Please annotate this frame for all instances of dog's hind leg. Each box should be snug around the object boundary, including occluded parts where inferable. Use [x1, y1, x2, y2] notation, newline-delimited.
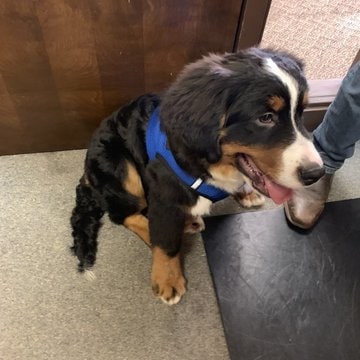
[123, 214, 151, 246]
[70, 182, 104, 271]
[123, 213, 203, 246]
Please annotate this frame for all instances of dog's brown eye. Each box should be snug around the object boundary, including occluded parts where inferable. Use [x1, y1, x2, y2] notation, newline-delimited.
[259, 112, 274, 124]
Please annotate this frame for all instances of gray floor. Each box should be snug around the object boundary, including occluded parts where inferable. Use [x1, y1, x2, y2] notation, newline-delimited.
[1, 144, 359, 360]
[0, 150, 229, 360]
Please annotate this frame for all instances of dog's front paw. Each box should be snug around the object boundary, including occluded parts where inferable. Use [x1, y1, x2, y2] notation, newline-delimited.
[152, 275, 186, 305]
[234, 184, 265, 208]
[151, 248, 186, 305]
[184, 215, 205, 234]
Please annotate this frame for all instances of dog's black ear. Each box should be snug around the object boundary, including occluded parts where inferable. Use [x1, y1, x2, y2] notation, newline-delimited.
[160, 104, 224, 164]
[160, 61, 228, 165]
[181, 119, 223, 164]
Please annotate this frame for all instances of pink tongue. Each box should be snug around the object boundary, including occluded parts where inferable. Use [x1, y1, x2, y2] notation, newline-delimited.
[264, 176, 293, 204]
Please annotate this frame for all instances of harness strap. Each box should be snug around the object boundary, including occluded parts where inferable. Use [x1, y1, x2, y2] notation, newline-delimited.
[146, 108, 229, 202]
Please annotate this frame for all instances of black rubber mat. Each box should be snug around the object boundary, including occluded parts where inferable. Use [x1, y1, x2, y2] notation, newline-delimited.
[203, 198, 360, 360]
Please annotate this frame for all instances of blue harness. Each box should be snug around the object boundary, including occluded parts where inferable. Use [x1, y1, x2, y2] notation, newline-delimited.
[145, 108, 229, 202]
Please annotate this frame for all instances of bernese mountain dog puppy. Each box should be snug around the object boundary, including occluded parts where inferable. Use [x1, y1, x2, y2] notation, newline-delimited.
[70, 48, 325, 305]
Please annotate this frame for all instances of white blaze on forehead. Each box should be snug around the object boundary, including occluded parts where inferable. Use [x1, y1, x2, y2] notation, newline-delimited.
[263, 58, 299, 121]
[263, 58, 323, 188]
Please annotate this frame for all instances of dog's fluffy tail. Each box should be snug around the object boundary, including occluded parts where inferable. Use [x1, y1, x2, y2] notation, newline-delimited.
[70, 181, 104, 272]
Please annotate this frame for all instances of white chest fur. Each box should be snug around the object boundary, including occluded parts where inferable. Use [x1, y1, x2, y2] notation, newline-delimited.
[190, 196, 213, 216]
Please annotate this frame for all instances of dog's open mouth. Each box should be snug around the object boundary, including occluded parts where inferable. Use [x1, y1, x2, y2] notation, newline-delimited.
[237, 154, 293, 204]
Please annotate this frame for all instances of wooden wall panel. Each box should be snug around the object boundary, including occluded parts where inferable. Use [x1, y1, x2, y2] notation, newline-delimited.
[88, 0, 145, 109]
[0, 0, 242, 155]
[0, 74, 23, 152]
[143, 0, 242, 92]
[35, 0, 106, 150]
[0, 1, 65, 154]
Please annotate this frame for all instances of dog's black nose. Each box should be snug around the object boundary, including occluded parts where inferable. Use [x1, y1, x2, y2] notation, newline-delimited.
[298, 163, 325, 186]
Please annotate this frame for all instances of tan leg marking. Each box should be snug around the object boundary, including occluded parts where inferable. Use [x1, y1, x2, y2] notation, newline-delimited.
[151, 247, 186, 305]
[123, 214, 151, 246]
[123, 161, 147, 210]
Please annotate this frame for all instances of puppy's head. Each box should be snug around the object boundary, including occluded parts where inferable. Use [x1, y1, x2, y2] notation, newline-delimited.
[160, 48, 324, 204]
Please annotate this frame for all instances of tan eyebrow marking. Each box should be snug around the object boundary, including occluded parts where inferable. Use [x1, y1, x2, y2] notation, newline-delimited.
[267, 96, 286, 112]
[302, 90, 309, 107]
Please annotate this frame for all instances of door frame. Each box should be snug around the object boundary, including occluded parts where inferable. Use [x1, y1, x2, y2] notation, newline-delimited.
[233, 0, 272, 51]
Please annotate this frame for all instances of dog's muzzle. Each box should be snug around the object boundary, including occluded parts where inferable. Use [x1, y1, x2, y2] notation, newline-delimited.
[298, 162, 326, 186]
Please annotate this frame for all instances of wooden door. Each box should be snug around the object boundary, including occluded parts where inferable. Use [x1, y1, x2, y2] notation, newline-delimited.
[0, 0, 243, 155]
